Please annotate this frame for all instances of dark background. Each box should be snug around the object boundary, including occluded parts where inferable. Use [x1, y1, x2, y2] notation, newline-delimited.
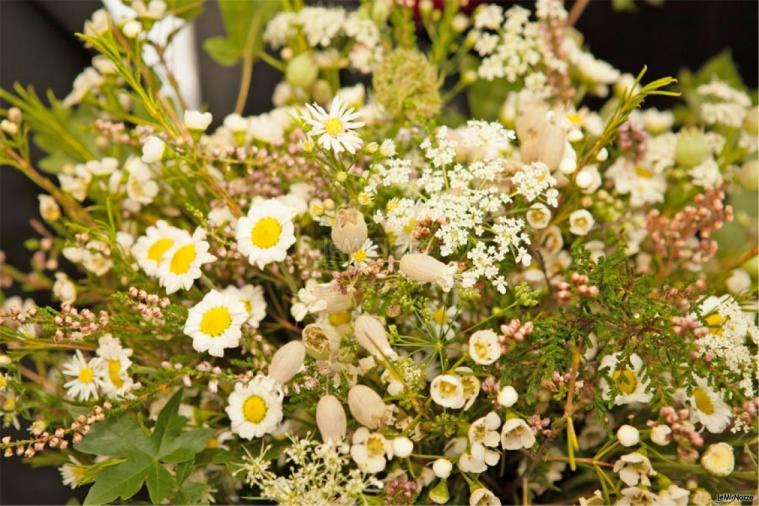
[1, 1, 757, 504]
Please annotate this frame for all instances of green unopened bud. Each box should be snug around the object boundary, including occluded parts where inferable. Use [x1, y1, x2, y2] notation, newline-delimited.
[311, 79, 333, 106]
[743, 106, 759, 135]
[429, 479, 450, 504]
[741, 254, 759, 278]
[675, 128, 710, 168]
[286, 53, 319, 89]
[462, 70, 477, 84]
[737, 159, 759, 191]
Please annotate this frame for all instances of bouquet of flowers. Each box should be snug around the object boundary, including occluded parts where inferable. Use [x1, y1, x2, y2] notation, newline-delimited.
[0, 0, 757, 504]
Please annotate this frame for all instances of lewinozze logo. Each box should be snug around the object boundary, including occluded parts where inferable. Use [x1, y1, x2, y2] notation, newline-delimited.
[715, 493, 754, 503]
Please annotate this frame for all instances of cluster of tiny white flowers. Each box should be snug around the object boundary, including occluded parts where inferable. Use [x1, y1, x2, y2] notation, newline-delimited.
[240, 437, 381, 504]
[562, 37, 621, 97]
[472, 5, 555, 88]
[697, 80, 752, 128]
[264, 8, 383, 74]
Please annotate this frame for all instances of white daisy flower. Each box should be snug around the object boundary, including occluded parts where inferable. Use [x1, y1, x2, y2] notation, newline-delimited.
[62, 351, 103, 402]
[95, 334, 137, 398]
[184, 290, 248, 357]
[344, 238, 378, 267]
[235, 199, 296, 269]
[613, 452, 656, 487]
[599, 353, 652, 405]
[430, 374, 466, 409]
[225, 376, 284, 439]
[350, 427, 393, 473]
[303, 96, 364, 154]
[132, 221, 189, 277]
[221, 284, 267, 328]
[468, 329, 501, 365]
[500, 418, 536, 450]
[687, 377, 731, 433]
[158, 228, 217, 294]
[59, 456, 87, 489]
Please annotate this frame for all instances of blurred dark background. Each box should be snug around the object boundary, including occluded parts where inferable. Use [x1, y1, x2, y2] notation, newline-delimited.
[1, 0, 757, 504]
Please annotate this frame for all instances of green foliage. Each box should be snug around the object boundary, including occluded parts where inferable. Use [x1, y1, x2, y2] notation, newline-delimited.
[76, 390, 212, 505]
[676, 50, 747, 124]
[203, 0, 282, 67]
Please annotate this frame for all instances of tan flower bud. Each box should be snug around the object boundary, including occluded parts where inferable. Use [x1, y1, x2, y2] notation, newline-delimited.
[354, 314, 393, 358]
[302, 323, 340, 360]
[316, 394, 347, 444]
[516, 107, 566, 171]
[399, 253, 456, 292]
[331, 208, 368, 254]
[268, 341, 305, 384]
[312, 283, 353, 313]
[347, 384, 387, 429]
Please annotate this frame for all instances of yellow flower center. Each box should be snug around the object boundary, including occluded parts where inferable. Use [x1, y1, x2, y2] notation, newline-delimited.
[366, 435, 385, 457]
[474, 339, 490, 360]
[693, 387, 715, 415]
[635, 166, 654, 179]
[613, 369, 637, 395]
[0, 375, 7, 389]
[705, 313, 725, 336]
[403, 219, 417, 235]
[324, 117, 344, 136]
[433, 307, 448, 325]
[243, 394, 268, 423]
[567, 112, 584, 125]
[206, 437, 219, 448]
[169, 244, 197, 274]
[352, 249, 367, 263]
[328, 311, 351, 326]
[251, 217, 282, 249]
[78, 367, 95, 384]
[243, 300, 252, 314]
[108, 359, 124, 388]
[438, 379, 458, 396]
[147, 238, 173, 262]
[200, 306, 233, 337]
[462, 376, 477, 398]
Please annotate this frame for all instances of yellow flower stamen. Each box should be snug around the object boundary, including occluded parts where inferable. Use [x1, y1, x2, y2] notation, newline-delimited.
[200, 307, 233, 337]
[251, 217, 282, 249]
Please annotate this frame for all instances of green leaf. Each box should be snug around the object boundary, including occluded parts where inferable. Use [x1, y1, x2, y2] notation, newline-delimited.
[146, 463, 173, 505]
[76, 414, 152, 458]
[203, 36, 242, 66]
[83, 455, 151, 505]
[174, 481, 209, 505]
[203, 0, 282, 66]
[165, 0, 205, 21]
[151, 389, 184, 449]
[38, 151, 76, 174]
[175, 459, 195, 485]
[159, 428, 213, 463]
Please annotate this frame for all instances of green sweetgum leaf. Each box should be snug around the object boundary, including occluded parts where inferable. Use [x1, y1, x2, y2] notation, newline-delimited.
[76, 390, 212, 505]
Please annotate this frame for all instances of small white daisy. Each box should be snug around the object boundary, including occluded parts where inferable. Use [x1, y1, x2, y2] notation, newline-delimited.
[184, 290, 248, 357]
[303, 96, 364, 154]
[344, 238, 378, 267]
[59, 456, 87, 489]
[225, 376, 284, 439]
[95, 334, 137, 398]
[158, 228, 217, 294]
[235, 199, 296, 269]
[599, 353, 652, 405]
[221, 284, 267, 328]
[687, 376, 732, 433]
[62, 351, 103, 402]
[132, 221, 189, 277]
